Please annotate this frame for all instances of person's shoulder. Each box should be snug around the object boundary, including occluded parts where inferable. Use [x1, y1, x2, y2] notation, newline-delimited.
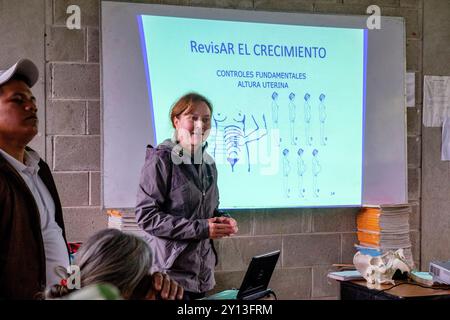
[203, 153, 217, 170]
[143, 140, 174, 166]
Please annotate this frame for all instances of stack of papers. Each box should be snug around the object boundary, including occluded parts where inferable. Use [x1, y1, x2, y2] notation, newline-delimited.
[356, 204, 413, 266]
[107, 210, 145, 238]
[409, 271, 434, 286]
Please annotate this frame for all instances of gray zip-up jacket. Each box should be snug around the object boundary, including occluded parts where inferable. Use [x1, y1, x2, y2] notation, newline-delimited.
[135, 139, 219, 293]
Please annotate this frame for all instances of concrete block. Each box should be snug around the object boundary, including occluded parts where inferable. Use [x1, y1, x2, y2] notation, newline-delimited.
[313, 3, 368, 15]
[215, 236, 282, 271]
[160, 0, 189, 5]
[87, 27, 99, 62]
[254, 208, 311, 235]
[422, 164, 450, 202]
[228, 211, 253, 236]
[421, 198, 450, 268]
[422, 128, 450, 202]
[400, 0, 422, 8]
[406, 39, 422, 72]
[63, 207, 107, 242]
[45, 25, 85, 62]
[409, 200, 420, 230]
[415, 71, 422, 107]
[283, 234, 340, 267]
[46, 100, 86, 134]
[407, 136, 421, 169]
[341, 232, 358, 264]
[383, 7, 421, 39]
[407, 107, 420, 136]
[423, 0, 450, 74]
[422, 128, 444, 166]
[270, 267, 312, 300]
[87, 101, 100, 134]
[409, 230, 420, 267]
[312, 265, 339, 298]
[51, 63, 100, 99]
[53, 0, 99, 27]
[89, 171, 101, 206]
[53, 172, 89, 206]
[45, 0, 53, 24]
[191, 0, 253, 9]
[343, 0, 399, 6]
[54, 136, 100, 171]
[312, 207, 358, 232]
[45, 135, 54, 169]
[0, 0, 46, 90]
[45, 62, 52, 101]
[254, 0, 313, 12]
[407, 168, 420, 201]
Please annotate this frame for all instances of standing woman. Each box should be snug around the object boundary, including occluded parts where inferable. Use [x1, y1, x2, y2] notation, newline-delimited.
[135, 93, 238, 300]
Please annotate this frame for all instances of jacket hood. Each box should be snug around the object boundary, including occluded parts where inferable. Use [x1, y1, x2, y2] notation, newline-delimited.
[158, 138, 177, 151]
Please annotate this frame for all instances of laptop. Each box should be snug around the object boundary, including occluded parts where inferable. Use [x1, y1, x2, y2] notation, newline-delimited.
[204, 250, 280, 300]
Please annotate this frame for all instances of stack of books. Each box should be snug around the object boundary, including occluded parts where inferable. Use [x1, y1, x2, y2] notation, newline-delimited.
[355, 204, 414, 267]
[327, 270, 364, 281]
[107, 209, 145, 238]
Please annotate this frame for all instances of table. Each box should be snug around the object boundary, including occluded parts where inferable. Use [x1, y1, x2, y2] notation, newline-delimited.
[340, 280, 450, 300]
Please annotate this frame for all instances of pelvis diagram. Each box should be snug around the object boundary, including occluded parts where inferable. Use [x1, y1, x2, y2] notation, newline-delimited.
[210, 110, 267, 173]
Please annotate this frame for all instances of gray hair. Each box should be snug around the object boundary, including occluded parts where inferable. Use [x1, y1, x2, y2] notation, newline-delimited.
[74, 229, 153, 298]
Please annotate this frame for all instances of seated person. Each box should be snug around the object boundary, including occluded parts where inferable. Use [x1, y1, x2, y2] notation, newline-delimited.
[45, 229, 183, 300]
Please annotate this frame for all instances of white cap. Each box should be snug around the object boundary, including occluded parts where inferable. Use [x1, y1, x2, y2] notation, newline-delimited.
[0, 59, 39, 88]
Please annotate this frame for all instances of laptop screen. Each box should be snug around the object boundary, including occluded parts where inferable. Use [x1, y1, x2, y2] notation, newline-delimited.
[237, 250, 280, 299]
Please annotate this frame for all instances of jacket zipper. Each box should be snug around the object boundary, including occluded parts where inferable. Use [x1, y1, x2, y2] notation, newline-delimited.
[198, 161, 206, 292]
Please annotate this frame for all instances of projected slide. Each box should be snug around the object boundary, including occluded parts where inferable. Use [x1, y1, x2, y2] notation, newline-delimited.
[138, 15, 366, 209]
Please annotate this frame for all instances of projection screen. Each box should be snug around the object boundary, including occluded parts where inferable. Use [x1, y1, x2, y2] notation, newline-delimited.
[101, 2, 407, 209]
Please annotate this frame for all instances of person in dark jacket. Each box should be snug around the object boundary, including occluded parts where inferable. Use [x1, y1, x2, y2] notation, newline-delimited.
[135, 92, 238, 300]
[0, 59, 70, 299]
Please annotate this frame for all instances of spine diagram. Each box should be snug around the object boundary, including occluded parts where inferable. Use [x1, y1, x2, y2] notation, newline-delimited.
[211, 112, 228, 161]
[212, 110, 267, 172]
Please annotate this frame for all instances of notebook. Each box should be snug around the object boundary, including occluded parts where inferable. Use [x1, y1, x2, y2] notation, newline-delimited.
[327, 270, 364, 281]
[204, 250, 280, 300]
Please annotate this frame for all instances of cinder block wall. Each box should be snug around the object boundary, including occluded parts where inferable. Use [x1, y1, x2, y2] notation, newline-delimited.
[2, 0, 427, 299]
[45, 0, 105, 241]
[421, 0, 450, 269]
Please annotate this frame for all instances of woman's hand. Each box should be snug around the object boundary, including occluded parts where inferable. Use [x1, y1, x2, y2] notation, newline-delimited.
[144, 272, 184, 300]
[208, 217, 238, 239]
